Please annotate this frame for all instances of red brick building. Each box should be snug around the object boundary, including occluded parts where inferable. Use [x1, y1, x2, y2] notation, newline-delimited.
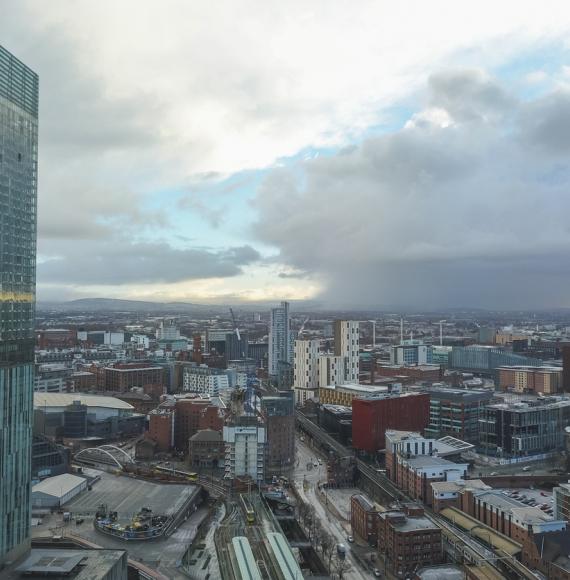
[350, 494, 377, 545]
[352, 393, 430, 453]
[377, 505, 442, 577]
[174, 397, 226, 451]
[36, 328, 77, 349]
[99, 363, 165, 393]
[148, 408, 175, 451]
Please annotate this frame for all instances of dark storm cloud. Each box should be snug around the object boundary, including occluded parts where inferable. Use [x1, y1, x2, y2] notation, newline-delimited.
[38, 241, 260, 285]
[254, 70, 570, 309]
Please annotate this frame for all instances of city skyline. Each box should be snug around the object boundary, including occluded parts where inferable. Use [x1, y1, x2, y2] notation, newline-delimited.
[3, 2, 570, 309]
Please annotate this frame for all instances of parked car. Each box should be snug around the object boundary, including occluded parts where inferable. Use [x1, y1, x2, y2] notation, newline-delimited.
[347, 535, 354, 543]
[373, 569, 382, 577]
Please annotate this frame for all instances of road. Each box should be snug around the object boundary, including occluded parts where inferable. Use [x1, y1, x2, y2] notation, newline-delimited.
[294, 438, 372, 580]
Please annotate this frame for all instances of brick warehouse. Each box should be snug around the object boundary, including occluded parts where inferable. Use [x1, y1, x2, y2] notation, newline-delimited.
[351, 393, 430, 453]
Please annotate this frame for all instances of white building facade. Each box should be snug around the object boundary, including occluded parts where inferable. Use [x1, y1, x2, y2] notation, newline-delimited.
[334, 320, 360, 383]
[223, 422, 266, 482]
[183, 367, 229, 396]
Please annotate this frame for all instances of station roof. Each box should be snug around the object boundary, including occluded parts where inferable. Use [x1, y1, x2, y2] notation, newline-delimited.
[440, 507, 522, 556]
[34, 392, 134, 410]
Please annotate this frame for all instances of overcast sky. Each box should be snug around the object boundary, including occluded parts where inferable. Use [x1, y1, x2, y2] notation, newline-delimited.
[4, 1, 570, 308]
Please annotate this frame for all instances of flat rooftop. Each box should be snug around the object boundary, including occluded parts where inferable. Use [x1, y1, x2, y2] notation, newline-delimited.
[6, 548, 126, 580]
[65, 471, 198, 517]
[34, 392, 134, 411]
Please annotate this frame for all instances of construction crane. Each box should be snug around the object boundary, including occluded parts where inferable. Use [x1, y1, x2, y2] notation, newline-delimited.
[298, 316, 309, 336]
[229, 307, 241, 341]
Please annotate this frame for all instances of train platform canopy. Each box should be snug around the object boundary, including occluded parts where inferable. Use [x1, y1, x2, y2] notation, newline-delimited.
[440, 507, 522, 557]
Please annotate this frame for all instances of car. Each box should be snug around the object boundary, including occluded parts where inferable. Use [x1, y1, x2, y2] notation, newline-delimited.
[313, 461, 318, 468]
[490, 472, 498, 476]
[318, 458, 322, 465]
[373, 569, 382, 577]
[347, 535, 354, 543]
[522, 466, 531, 472]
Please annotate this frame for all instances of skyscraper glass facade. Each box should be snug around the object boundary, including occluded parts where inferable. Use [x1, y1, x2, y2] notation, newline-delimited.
[0, 45, 38, 565]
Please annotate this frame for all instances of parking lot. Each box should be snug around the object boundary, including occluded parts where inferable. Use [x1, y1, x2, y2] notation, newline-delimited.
[66, 471, 199, 517]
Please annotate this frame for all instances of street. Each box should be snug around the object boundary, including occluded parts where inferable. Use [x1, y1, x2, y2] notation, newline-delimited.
[294, 437, 373, 580]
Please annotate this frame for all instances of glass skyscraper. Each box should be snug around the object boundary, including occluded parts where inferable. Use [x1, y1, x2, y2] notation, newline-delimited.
[0, 45, 38, 566]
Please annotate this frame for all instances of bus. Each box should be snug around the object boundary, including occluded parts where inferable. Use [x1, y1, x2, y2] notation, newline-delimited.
[240, 494, 255, 524]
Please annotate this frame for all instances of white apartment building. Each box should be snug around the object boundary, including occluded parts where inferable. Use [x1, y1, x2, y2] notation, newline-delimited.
[318, 354, 344, 388]
[268, 301, 294, 376]
[293, 321, 360, 404]
[223, 421, 266, 482]
[334, 320, 360, 383]
[183, 367, 229, 396]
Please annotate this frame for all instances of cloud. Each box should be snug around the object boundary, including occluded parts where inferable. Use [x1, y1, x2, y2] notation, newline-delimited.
[38, 240, 260, 285]
[254, 70, 570, 309]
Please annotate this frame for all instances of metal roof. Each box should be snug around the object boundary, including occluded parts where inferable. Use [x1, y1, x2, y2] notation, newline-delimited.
[266, 532, 303, 580]
[34, 392, 134, 410]
[32, 474, 86, 499]
[232, 536, 262, 580]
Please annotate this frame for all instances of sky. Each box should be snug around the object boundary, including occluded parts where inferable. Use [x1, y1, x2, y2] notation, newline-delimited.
[4, 1, 570, 309]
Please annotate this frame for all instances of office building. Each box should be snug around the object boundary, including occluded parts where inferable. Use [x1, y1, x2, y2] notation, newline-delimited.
[554, 482, 570, 523]
[479, 397, 570, 458]
[0, 44, 39, 566]
[223, 416, 266, 483]
[377, 505, 442, 577]
[431, 479, 490, 513]
[497, 365, 563, 394]
[98, 363, 165, 393]
[390, 340, 432, 365]
[268, 301, 293, 376]
[351, 393, 430, 453]
[183, 365, 230, 396]
[333, 320, 359, 383]
[425, 388, 493, 443]
[261, 392, 295, 476]
[34, 363, 72, 393]
[448, 346, 543, 372]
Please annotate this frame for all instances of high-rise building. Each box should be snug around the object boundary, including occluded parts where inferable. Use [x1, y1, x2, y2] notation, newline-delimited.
[268, 301, 293, 376]
[223, 416, 266, 483]
[0, 45, 39, 566]
[333, 320, 359, 383]
[563, 346, 570, 392]
[261, 391, 295, 476]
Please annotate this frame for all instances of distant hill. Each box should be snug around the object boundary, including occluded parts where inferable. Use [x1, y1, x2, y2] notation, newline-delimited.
[36, 298, 220, 313]
[36, 297, 324, 314]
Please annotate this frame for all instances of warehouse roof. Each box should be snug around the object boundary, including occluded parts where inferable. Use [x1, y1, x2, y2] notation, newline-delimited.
[34, 392, 134, 410]
[32, 473, 86, 499]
